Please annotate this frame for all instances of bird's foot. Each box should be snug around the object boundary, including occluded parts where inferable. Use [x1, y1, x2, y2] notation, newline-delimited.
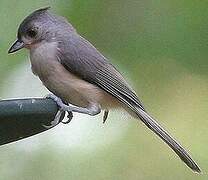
[43, 94, 73, 128]
[46, 94, 101, 115]
[62, 111, 73, 124]
[42, 109, 65, 128]
[44, 94, 102, 128]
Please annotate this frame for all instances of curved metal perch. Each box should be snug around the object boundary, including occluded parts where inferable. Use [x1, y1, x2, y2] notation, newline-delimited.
[0, 98, 65, 146]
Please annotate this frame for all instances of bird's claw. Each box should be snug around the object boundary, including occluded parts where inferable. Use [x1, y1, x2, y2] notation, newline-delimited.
[42, 109, 65, 129]
[43, 94, 74, 128]
[44, 94, 103, 127]
[62, 111, 73, 124]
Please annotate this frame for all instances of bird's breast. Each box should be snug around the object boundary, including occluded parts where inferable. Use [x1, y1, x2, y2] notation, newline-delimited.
[29, 41, 59, 78]
[29, 41, 118, 108]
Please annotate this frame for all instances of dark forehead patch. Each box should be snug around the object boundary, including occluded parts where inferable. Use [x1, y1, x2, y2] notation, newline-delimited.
[17, 7, 50, 38]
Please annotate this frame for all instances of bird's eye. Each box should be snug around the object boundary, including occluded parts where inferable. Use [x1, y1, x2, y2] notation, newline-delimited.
[27, 28, 38, 38]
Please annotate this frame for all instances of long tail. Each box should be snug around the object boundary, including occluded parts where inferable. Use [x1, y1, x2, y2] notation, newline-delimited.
[134, 107, 201, 173]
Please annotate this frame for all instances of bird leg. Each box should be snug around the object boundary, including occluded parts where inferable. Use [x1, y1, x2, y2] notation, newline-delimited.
[47, 93, 101, 116]
[44, 94, 102, 128]
[42, 94, 73, 128]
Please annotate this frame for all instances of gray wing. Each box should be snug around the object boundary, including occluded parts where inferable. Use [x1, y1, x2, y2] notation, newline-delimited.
[57, 34, 145, 111]
[57, 34, 201, 172]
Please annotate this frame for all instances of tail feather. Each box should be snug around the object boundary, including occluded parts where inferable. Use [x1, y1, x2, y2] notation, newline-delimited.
[135, 108, 201, 173]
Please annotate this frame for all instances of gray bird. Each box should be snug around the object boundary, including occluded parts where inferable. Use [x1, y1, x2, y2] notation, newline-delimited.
[8, 7, 201, 173]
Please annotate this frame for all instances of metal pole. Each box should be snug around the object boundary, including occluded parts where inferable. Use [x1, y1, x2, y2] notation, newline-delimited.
[0, 98, 64, 146]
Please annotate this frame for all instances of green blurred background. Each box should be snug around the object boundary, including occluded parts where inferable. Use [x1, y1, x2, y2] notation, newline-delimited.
[0, 0, 207, 179]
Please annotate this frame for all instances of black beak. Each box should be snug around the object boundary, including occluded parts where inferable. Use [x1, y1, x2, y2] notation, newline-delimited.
[8, 39, 25, 54]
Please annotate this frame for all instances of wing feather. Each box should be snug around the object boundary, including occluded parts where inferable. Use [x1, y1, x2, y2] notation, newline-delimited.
[56, 34, 201, 172]
[58, 34, 145, 111]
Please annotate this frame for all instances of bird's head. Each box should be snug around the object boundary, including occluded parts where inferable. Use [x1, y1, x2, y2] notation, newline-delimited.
[8, 7, 75, 53]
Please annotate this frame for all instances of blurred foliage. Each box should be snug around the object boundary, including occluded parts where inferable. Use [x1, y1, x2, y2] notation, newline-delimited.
[0, 0, 207, 180]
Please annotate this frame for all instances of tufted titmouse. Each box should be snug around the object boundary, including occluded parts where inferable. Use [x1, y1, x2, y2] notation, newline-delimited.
[8, 7, 200, 172]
